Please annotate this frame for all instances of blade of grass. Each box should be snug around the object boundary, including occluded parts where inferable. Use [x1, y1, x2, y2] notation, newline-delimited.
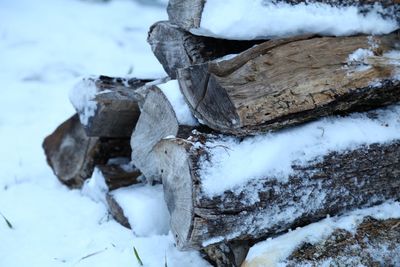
[164, 253, 168, 267]
[133, 246, 143, 266]
[0, 212, 13, 229]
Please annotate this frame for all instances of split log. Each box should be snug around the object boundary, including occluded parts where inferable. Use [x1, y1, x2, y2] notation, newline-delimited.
[130, 81, 206, 184]
[243, 216, 400, 267]
[155, 134, 400, 250]
[148, 21, 261, 79]
[97, 163, 141, 191]
[167, 0, 400, 36]
[178, 33, 400, 136]
[43, 114, 131, 188]
[106, 194, 131, 229]
[202, 241, 250, 267]
[70, 75, 152, 138]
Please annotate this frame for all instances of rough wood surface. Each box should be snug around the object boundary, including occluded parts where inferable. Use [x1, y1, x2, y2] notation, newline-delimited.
[178, 33, 400, 136]
[202, 241, 250, 267]
[168, 0, 400, 32]
[148, 21, 261, 79]
[243, 217, 400, 267]
[106, 193, 131, 229]
[42, 114, 131, 188]
[75, 75, 151, 137]
[155, 135, 400, 250]
[97, 163, 141, 191]
[130, 86, 206, 184]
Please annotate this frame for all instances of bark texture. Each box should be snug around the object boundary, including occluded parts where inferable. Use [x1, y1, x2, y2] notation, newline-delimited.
[155, 135, 400, 250]
[178, 33, 400, 136]
[243, 217, 400, 267]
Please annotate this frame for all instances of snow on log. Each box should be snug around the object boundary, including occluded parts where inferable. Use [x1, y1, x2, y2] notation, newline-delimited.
[69, 75, 152, 137]
[242, 202, 400, 267]
[130, 80, 205, 184]
[106, 184, 170, 236]
[155, 105, 400, 249]
[148, 21, 261, 79]
[42, 114, 131, 188]
[178, 33, 400, 136]
[168, 0, 399, 40]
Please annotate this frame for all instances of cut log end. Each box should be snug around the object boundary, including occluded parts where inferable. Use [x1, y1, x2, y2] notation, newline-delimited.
[155, 139, 194, 250]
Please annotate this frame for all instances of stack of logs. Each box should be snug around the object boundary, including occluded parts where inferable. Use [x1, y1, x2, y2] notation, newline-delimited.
[43, 0, 400, 266]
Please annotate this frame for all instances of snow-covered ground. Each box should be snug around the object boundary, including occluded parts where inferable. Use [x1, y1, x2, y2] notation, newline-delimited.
[0, 0, 208, 266]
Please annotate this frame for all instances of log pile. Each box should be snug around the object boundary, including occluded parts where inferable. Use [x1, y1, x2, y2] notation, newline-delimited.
[43, 1, 400, 266]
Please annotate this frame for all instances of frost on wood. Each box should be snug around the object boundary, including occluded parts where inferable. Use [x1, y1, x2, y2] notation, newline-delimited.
[169, 0, 399, 40]
[69, 75, 151, 137]
[42, 114, 131, 188]
[130, 81, 205, 184]
[243, 202, 400, 267]
[148, 21, 261, 78]
[155, 111, 400, 249]
[178, 33, 400, 136]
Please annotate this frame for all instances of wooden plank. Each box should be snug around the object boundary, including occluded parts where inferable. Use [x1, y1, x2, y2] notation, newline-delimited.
[178, 33, 400, 136]
[155, 134, 400, 250]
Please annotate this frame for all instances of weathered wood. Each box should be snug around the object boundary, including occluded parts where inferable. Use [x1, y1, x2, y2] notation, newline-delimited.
[168, 0, 400, 33]
[243, 217, 400, 267]
[71, 75, 152, 137]
[178, 33, 400, 136]
[97, 163, 141, 191]
[130, 84, 206, 184]
[202, 241, 250, 267]
[43, 114, 131, 188]
[155, 135, 400, 250]
[106, 193, 131, 229]
[148, 21, 261, 79]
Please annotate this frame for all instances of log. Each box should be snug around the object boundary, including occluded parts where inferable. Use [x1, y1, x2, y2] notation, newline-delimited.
[178, 33, 400, 136]
[148, 21, 261, 79]
[202, 241, 250, 267]
[155, 132, 400, 250]
[70, 75, 152, 137]
[106, 194, 131, 229]
[242, 212, 400, 266]
[97, 163, 141, 191]
[43, 114, 131, 188]
[130, 80, 205, 184]
[167, 0, 400, 39]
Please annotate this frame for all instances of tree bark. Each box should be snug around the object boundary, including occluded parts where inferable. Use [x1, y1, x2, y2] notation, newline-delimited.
[72, 75, 152, 138]
[148, 21, 261, 79]
[178, 33, 400, 136]
[106, 193, 131, 229]
[42, 114, 131, 188]
[167, 0, 400, 33]
[243, 217, 400, 267]
[155, 135, 400, 250]
[130, 85, 207, 184]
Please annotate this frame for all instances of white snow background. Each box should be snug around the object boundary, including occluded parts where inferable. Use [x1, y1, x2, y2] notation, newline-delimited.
[0, 0, 209, 266]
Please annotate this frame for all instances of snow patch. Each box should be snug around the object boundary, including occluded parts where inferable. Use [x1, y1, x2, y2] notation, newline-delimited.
[110, 184, 170, 237]
[193, 0, 399, 40]
[81, 167, 109, 204]
[158, 80, 199, 126]
[69, 78, 99, 125]
[244, 201, 400, 265]
[199, 105, 400, 196]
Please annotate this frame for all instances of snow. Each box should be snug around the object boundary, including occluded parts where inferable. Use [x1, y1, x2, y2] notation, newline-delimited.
[0, 0, 209, 266]
[244, 201, 400, 266]
[193, 0, 399, 40]
[110, 184, 170, 237]
[69, 77, 99, 125]
[158, 80, 199, 126]
[199, 105, 400, 196]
